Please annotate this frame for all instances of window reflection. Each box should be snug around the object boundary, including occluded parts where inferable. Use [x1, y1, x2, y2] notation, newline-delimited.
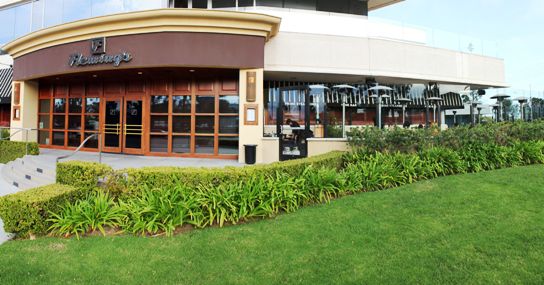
[92, 0, 124, 17]
[173, 96, 191, 113]
[0, 8, 15, 44]
[31, 0, 44, 31]
[195, 137, 214, 154]
[196, 96, 215, 113]
[85, 98, 100, 113]
[219, 117, 238, 134]
[219, 96, 239, 113]
[69, 98, 82, 113]
[264, 81, 460, 138]
[218, 137, 238, 154]
[14, 3, 31, 38]
[150, 116, 168, 133]
[0, 0, 167, 44]
[44, 0, 62, 28]
[196, 116, 214, 133]
[172, 136, 190, 153]
[151, 96, 169, 113]
[63, 0, 91, 23]
[54, 98, 66, 113]
[124, 0, 163, 11]
[173, 116, 191, 133]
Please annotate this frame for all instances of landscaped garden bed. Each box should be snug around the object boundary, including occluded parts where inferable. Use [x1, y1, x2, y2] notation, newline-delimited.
[1, 121, 544, 239]
[0, 165, 543, 284]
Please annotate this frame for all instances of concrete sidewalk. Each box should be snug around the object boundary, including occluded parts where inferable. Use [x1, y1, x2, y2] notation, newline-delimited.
[39, 148, 243, 170]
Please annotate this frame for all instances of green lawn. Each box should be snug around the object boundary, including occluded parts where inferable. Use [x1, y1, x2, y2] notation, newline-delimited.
[1, 166, 544, 284]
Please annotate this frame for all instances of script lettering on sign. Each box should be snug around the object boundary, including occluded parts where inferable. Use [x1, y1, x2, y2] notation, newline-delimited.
[69, 37, 132, 68]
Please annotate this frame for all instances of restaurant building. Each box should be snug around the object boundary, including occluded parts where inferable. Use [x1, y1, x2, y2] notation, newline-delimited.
[0, 0, 508, 163]
[0, 67, 12, 126]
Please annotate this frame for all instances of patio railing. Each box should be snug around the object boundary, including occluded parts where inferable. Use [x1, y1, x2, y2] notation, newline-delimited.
[56, 133, 103, 164]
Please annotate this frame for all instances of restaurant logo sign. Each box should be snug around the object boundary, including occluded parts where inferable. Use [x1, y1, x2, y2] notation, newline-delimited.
[69, 37, 132, 68]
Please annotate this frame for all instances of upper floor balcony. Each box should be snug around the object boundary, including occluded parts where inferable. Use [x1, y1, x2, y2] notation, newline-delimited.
[0, 0, 499, 59]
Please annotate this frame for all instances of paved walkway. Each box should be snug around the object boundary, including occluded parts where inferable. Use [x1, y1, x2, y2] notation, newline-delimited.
[40, 149, 243, 170]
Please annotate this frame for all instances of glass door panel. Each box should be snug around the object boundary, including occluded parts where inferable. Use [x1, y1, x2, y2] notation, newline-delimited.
[277, 87, 310, 161]
[123, 98, 143, 153]
[103, 100, 121, 152]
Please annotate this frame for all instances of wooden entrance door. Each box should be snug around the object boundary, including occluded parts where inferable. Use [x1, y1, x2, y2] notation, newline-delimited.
[102, 98, 122, 153]
[101, 96, 144, 154]
[122, 96, 144, 155]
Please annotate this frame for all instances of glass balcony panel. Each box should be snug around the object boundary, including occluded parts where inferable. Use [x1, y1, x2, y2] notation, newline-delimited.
[14, 3, 31, 38]
[92, 0, 124, 17]
[0, 8, 15, 45]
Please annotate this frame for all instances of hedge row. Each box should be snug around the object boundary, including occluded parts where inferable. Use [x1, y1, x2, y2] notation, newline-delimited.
[56, 161, 113, 190]
[0, 152, 344, 237]
[0, 140, 39, 164]
[47, 141, 544, 238]
[0, 184, 83, 237]
[347, 120, 544, 153]
[109, 151, 344, 196]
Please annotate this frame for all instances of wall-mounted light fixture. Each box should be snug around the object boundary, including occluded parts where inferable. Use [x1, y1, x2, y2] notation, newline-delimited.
[246, 71, 257, 102]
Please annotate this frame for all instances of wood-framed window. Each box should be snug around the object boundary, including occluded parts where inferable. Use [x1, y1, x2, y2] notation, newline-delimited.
[148, 78, 239, 157]
[38, 74, 239, 158]
[38, 83, 100, 149]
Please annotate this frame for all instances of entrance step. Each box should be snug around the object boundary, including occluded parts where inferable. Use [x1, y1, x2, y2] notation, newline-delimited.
[1, 155, 56, 191]
[0, 164, 18, 196]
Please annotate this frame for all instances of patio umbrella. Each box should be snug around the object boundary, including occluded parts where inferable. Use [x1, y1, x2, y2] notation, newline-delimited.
[490, 94, 511, 122]
[426, 97, 444, 125]
[397, 98, 412, 125]
[333, 84, 358, 90]
[309, 85, 329, 122]
[309, 85, 330, 90]
[516, 97, 529, 121]
[332, 85, 357, 137]
[368, 86, 393, 129]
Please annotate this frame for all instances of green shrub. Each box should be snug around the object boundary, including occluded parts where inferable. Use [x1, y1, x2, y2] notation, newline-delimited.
[0, 140, 39, 164]
[0, 129, 10, 140]
[56, 161, 113, 190]
[119, 185, 193, 237]
[0, 184, 83, 237]
[48, 191, 123, 239]
[47, 140, 544, 238]
[113, 151, 344, 194]
[347, 121, 544, 154]
[512, 141, 544, 165]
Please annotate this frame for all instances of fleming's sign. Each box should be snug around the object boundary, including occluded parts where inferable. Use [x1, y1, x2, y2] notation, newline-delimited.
[69, 37, 132, 67]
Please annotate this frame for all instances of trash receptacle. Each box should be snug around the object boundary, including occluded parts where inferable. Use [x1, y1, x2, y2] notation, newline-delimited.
[244, 144, 257, 165]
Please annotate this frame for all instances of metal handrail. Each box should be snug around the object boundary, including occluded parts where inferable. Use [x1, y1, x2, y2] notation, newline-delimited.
[0, 129, 23, 141]
[0, 127, 39, 155]
[56, 133, 103, 164]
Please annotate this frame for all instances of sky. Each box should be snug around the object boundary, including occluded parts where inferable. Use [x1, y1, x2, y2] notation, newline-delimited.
[371, 0, 544, 100]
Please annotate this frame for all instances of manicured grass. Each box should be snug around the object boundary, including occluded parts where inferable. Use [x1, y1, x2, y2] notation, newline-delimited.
[1, 166, 543, 284]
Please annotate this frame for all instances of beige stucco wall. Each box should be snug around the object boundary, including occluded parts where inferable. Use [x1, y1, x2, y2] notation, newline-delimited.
[265, 32, 507, 88]
[307, 138, 349, 157]
[261, 138, 280, 164]
[10, 80, 38, 142]
[238, 68, 265, 164]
